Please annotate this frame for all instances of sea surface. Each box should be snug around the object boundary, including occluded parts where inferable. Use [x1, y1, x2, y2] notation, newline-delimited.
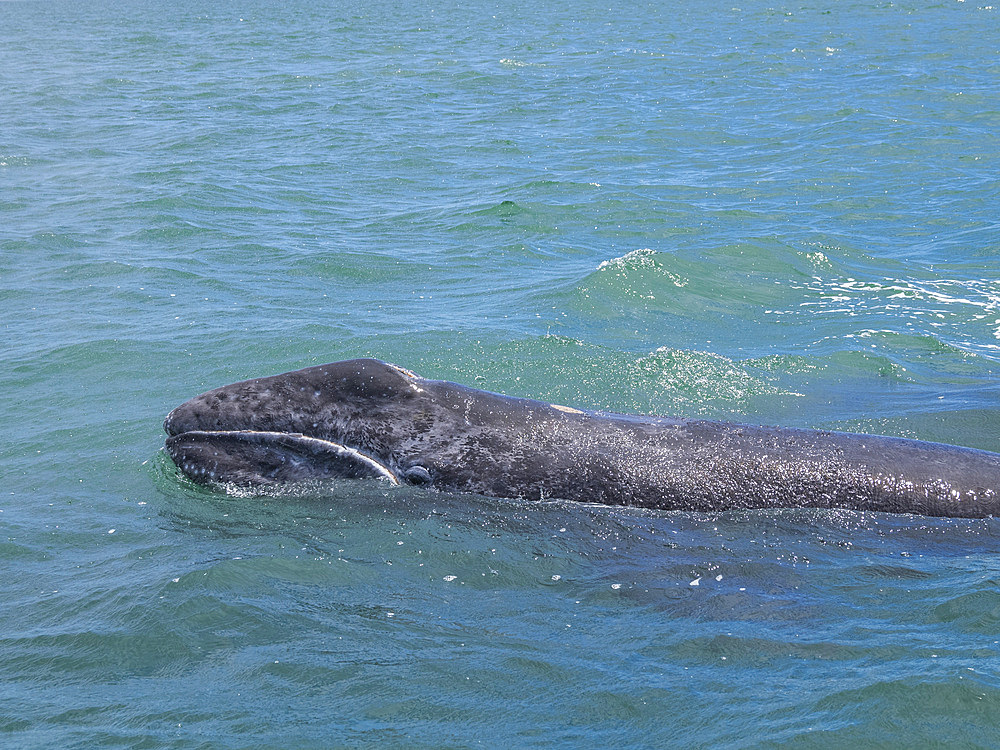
[3, 0, 1000, 746]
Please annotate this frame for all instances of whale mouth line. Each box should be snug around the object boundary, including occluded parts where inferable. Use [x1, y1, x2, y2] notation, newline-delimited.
[166, 429, 400, 485]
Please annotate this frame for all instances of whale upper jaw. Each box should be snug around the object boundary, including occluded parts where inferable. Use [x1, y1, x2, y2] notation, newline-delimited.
[164, 428, 399, 487]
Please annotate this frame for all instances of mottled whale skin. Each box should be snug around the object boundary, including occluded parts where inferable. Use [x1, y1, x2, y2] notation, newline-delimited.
[164, 358, 1000, 518]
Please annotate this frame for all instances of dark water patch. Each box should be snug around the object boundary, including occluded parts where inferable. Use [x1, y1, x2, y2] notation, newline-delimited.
[0, 541, 50, 563]
[800, 678, 1000, 748]
[668, 632, 912, 669]
[1, 627, 202, 684]
[930, 589, 1000, 636]
[473, 199, 528, 219]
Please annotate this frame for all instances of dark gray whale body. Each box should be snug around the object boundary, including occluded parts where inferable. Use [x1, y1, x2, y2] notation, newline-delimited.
[164, 358, 1000, 518]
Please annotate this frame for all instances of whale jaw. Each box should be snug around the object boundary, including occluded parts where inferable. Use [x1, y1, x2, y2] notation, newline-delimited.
[164, 430, 398, 487]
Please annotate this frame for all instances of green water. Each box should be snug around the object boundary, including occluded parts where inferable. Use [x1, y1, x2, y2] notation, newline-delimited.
[3, 0, 1000, 746]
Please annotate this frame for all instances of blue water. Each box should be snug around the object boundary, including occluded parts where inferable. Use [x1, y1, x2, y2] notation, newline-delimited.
[3, 0, 1000, 746]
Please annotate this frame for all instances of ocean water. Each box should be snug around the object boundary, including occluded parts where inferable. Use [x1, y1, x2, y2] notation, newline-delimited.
[3, 0, 1000, 746]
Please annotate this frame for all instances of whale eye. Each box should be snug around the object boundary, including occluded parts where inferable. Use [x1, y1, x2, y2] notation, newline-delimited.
[403, 465, 433, 485]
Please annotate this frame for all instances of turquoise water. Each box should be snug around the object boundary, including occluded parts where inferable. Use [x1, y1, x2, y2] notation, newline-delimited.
[4, 0, 1000, 745]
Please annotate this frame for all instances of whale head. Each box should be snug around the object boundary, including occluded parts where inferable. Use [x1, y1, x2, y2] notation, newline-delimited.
[163, 359, 440, 488]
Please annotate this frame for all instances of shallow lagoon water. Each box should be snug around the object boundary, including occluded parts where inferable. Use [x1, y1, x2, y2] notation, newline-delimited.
[3, 0, 1000, 746]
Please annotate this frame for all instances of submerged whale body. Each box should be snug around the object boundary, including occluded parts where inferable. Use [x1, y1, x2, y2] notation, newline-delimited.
[164, 358, 1000, 518]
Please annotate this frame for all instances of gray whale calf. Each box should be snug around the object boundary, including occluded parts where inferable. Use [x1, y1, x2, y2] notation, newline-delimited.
[164, 358, 1000, 518]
